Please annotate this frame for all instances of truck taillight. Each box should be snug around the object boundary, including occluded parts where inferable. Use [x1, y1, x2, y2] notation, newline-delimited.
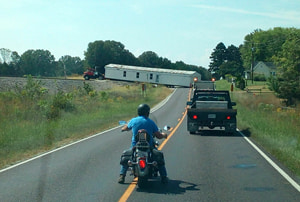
[193, 115, 198, 119]
[226, 116, 231, 120]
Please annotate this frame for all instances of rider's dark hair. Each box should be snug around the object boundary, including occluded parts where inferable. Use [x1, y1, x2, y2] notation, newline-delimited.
[137, 104, 150, 116]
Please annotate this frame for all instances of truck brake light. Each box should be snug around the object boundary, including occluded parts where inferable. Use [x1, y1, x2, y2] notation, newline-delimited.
[193, 115, 198, 119]
[226, 116, 231, 120]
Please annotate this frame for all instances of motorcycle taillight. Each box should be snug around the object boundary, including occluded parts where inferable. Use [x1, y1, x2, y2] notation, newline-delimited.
[139, 158, 146, 169]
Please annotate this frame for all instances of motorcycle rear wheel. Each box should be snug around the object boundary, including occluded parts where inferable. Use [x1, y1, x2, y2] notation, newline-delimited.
[137, 177, 148, 188]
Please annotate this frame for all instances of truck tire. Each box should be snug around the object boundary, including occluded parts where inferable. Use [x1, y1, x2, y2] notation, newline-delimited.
[189, 131, 196, 135]
[84, 75, 90, 80]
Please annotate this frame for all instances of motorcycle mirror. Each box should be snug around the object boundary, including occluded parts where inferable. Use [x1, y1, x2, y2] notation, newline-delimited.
[163, 125, 171, 131]
[119, 120, 127, 125]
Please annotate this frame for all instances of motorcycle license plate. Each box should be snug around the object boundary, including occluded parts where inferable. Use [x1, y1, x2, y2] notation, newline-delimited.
[208, 114, 216, 119]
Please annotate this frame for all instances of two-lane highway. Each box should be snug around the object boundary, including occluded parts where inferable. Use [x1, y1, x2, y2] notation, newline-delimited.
[0, 88, 299, 201]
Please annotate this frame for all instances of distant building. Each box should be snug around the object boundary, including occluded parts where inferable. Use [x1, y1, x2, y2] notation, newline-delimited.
[244, 61, 277, 80]
[104, 64, 201, 87]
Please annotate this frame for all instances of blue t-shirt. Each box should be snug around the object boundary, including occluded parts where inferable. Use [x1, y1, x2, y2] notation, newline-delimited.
[127, 115, 159, 147]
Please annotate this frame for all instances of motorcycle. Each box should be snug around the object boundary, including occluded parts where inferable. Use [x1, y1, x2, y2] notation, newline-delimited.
[119, 122, 169, 188]
[132, 129, 158, 188]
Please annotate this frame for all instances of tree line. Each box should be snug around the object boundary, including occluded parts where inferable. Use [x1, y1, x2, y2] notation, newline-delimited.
[0, 49, 84, 77]
[0, 41, 211, 80]
[209, 27, 300, 106]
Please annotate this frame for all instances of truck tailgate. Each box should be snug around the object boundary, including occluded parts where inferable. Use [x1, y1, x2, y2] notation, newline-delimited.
[187, 108, 237, 120]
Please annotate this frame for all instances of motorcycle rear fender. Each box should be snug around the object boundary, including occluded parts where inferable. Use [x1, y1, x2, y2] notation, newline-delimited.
[136, 165, 150, 177]
[135, 155, 150, 177]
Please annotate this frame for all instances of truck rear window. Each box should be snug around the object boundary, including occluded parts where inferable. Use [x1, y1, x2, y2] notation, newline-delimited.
[196, 95, 226, 101]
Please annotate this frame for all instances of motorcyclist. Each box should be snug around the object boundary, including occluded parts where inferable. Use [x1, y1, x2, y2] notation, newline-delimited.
[118, 103, 168, 184]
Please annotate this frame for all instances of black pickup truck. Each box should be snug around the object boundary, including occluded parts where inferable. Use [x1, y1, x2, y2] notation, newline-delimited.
[186, 90, 237, 134]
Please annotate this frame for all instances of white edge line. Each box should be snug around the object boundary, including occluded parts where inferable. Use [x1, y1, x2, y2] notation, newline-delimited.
[0, 127, 117, 173]
[237, 129, 300, 192]
[151, 88, 176, 112]
[0, 88, 177, 174]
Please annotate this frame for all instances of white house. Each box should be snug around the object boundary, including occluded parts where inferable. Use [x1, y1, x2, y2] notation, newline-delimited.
[245, 61, 277, 79]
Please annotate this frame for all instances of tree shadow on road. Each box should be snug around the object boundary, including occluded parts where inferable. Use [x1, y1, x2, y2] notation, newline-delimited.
[136, 178, 201, 195]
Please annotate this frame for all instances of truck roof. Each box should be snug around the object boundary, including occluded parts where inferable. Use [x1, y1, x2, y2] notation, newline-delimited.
[194, 90, 230, 94]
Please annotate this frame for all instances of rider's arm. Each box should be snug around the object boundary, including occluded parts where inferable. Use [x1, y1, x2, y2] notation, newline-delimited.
[153, 131, 168, 139]
[121, 124, 130, 132]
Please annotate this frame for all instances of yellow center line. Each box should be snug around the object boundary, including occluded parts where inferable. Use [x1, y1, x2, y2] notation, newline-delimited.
[118, 89, 192, 202]
[118, 178, 137, 202]
[158, 110, 187, 150]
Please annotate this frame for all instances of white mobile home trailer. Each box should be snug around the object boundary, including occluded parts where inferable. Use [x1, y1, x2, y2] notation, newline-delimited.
[104, 64, 201, 87]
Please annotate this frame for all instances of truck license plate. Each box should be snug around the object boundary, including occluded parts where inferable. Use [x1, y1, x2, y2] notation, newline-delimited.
[208, 114, 216, 119]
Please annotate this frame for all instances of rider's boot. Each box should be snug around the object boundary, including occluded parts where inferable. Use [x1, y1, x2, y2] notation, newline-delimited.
[118, 174, 125, 184]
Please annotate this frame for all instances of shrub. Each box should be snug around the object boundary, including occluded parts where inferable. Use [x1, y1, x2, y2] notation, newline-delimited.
[15, 75, 48, 100]
[82, 82, 98, 97]
[83, 82, 93, 94]
[38, 90, 75, 120]
[254, 74, 266, 81]
[236, 77, 246, 90]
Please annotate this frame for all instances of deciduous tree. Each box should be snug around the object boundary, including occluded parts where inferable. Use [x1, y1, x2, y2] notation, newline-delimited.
[271, 29, 300, 105]
[20, 49, 56, 76]
[58, 55, 84, 76]
[84, 40, 138, 73]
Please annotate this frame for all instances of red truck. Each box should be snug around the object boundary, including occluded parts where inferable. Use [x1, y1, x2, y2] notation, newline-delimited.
[83, 68, 104, 80]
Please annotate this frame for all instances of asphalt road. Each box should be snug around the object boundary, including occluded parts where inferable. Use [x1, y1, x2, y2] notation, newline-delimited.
[0, 88, 299, 202]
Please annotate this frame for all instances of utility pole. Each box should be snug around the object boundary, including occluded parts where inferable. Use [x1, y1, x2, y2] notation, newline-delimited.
[251, 42, 254, 84]
[62, 57, 67, 79]
[63, 63, 67, 79]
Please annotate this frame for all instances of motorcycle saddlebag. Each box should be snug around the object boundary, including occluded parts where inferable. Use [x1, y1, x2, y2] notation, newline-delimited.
[152, 149, 165, 166]
[120, 149, 133, 165]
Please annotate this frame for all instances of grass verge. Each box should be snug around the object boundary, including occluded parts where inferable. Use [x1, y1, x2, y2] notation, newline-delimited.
[0, 80, 172, 169]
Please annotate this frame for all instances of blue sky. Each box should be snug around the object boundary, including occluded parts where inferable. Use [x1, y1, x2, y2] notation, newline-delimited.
[1, 0, 300, 68]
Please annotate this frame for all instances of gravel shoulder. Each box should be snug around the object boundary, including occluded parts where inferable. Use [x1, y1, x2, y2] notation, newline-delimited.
[0, 77, 119, 93]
